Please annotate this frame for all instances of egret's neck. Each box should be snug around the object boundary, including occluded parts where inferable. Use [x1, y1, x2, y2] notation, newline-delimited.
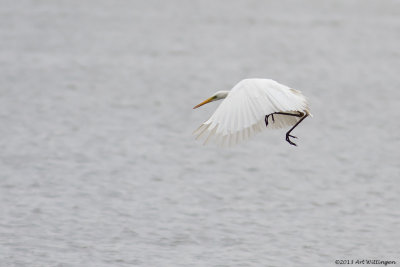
[215, 90, 229, 100]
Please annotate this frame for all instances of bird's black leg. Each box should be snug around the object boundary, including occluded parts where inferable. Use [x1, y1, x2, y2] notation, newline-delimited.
[274, 111, 304, 117]
[265, 111, 308, 145]
[285, 114, 308, 146]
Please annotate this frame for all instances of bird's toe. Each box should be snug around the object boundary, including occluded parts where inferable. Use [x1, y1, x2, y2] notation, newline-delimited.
[286, 134, 298, 146]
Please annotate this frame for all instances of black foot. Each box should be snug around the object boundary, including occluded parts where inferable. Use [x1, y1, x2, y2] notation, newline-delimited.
[264, 114, 275, 127]
[286, 134, 298, 146]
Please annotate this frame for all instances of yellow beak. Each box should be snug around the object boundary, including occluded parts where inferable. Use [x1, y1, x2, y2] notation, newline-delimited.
[193, 97, 214, 109]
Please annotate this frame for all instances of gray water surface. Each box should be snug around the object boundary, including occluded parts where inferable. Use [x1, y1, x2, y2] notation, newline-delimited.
[1, 0, 399, 266]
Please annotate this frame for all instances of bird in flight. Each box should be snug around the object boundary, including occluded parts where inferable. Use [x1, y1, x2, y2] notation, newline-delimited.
[193, 78, 311, 147]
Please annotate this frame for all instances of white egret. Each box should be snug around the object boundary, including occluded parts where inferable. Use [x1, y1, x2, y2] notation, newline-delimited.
[193, 78, 311, 146]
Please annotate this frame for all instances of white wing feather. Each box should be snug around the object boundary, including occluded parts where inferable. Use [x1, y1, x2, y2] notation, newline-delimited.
[194, 79, 311, 146]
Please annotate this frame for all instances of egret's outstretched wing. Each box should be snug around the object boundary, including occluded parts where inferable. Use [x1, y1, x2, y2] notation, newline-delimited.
[194, 79, 310, 146]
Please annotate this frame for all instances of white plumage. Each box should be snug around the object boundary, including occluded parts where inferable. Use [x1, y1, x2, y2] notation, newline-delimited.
[193, 78, 311, 146]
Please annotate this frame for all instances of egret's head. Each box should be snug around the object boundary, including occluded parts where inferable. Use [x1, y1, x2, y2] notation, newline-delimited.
[193, 91, 229, 109]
